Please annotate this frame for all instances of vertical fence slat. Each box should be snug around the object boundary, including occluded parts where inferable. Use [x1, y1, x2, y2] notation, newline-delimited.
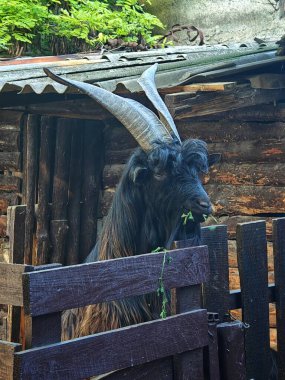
[80, 121, 104, 262]
[23, 264, 62, 349]
[24, 114, 39, 265]
[36, 116, 55, 266]
[66, 121, 83, 265]
[217, 321, 246, 380]
[204, 312, 220, 380]
[174, 285, 205, 379]
[0, 340, 21, 380]
[236, 221, 271, 380]
[273, 217, 285, 379]
[201, 225, 229, 321]
[50, 118, 72, 264]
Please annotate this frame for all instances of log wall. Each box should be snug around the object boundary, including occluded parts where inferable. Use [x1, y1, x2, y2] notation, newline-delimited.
[0, 111, 22, 340]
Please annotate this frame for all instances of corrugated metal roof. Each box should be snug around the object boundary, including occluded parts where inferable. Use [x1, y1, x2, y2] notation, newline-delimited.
[0, 41, 281, 95]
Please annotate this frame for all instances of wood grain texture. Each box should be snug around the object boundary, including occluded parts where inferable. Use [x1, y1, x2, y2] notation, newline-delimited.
[0, 193, 18, 214]
[0, 263, 32, 306]
[23, 246, 209, 316]
[206, 184, 285, 215]
[208, 139, 285, 163]
[103, 357, 173, 380]
[0, 152, 21, 171]
[177, 120, 285, 143]
[7, 205, 26, 263]
[166, 86, 285, 120]
[0, 215, 7, 237]
[217, 321, 246, 380]
[50, 118, 72, 264]
[0, 340, 21, 380]
[236, 221, 271, 380]
[0, 129, 19, 152]
[79, 120, 104, 262]
[14, 310, 208, 380]
[228, 239, 274, 271]
[0, 175, 20, 192]
[210, 215, 273, 240]
[36, 116, 55, 265]
[205, 315, 220, 380]
[24, 114, 39, 265]
[207, 163, 285, 186]
[201, 225, 230, 320]
[66, 121, 83, 265]
[272, 218, 285, 379]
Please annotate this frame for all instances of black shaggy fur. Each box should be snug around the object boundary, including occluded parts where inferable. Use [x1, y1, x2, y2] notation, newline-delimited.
[62, 139, 220, 339]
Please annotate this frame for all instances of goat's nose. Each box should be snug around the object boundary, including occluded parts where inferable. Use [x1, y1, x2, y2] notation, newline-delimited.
[198, 200, 210, 208]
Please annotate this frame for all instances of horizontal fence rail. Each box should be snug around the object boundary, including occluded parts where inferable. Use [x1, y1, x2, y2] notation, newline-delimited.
[22, 246, 209, 316]
[14, 310, 208, 380]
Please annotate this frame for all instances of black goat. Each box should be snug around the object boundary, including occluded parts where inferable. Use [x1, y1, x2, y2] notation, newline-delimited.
[44, 64, 220, 339]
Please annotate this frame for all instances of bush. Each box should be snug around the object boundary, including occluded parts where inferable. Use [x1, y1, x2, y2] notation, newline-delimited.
[0, 0, 164, 56]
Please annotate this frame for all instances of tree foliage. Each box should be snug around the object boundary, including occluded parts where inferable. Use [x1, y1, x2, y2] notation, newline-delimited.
[0, 0, 164, 56]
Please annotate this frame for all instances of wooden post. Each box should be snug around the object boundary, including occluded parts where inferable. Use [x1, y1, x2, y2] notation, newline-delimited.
[171, 243, 208, 380]
[36, 116, 55, 265]
[174, 285, 205, 379]
[273, 217, 285, 379]
[79, 120, 104, 262]
[22, 264, 62, 350]
[204, 312, 220, 380]
[50, 118, 72, 264]
[24, 114, 39, 265]
[236, 221, 271, 380]
[201, 225, 230, 321]
[66, 121, 83, 265]
[217, 321, 246, 380]
[0, 340, 21, 380]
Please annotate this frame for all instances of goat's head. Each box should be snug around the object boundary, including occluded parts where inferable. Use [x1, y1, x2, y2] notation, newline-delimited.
[44, 64, 220, 226]
[127, 138, 220, 223]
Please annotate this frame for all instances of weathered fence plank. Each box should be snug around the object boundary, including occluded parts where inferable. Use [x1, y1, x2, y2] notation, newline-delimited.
[0, 340, 21, 380]
[204, 312, 220, 380]
[273, 217, 285, 379]
[22, 246, 209, 316]
[50, 118, 72, 264]
[236, 221, 271, 380]
[14, 310, 208, 380]
[66, 120, 83, 265]
[175, 285, 204, 379]
[103, 357, 173, 380]
[201, 225, 229, 321]
[24, 114, 39, 265]
[217, 321, 246, 380]
[79, 120, 104, 262]
[36, 116, 55, 265]
[0, 263, 32, 306]
[7, 205, 26, 263]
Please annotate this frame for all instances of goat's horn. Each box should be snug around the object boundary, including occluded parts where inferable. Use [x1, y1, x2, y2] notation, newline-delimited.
[137, 63, 181, 143]
[43, 68, 173, 152]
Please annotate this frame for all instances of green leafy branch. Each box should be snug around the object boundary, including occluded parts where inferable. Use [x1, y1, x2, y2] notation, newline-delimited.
[152, 246, 172, 319]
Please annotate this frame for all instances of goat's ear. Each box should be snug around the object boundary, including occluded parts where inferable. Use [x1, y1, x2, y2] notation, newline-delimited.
[208, 153, 221, 167]
[129, 165, 148, 184]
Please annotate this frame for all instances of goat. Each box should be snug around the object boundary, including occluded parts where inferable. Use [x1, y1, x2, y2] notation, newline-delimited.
[44, 64, 221, 339]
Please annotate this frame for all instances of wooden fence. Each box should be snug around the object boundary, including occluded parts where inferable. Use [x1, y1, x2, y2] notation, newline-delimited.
[0, 219, 284, 379]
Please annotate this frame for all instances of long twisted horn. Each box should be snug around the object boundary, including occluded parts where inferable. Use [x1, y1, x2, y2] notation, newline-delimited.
[137, 63, 181, 143]
[43, 68, 173, 152]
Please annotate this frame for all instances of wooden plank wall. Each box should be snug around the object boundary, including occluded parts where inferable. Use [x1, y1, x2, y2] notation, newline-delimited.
[0, 111, 22, 340]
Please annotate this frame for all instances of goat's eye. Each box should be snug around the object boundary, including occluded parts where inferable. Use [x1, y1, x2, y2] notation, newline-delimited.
[154, 172, 167, 181]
